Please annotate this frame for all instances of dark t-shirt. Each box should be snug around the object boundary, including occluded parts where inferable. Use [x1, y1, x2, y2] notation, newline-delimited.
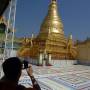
[0, 76, 41, 90]
[0, 81, 25, 90]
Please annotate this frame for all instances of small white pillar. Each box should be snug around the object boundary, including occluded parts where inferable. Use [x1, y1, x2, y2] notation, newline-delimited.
[38, 53, 43, 65]
[48, 53, 51, 64]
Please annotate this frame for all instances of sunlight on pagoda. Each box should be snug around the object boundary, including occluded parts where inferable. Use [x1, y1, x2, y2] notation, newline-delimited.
[18, 0, 77, 65]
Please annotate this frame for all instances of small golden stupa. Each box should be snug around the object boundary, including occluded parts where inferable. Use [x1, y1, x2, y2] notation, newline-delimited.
[18, 0, 77, 65]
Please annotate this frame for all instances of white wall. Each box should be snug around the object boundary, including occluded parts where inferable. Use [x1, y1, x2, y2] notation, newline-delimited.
[50, 60, 77, 67]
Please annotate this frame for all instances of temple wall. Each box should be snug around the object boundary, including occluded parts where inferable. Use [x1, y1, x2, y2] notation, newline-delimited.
[77, 40, 90, 65]
[50, 60, 77, 67]
[25, 57, 77, 66]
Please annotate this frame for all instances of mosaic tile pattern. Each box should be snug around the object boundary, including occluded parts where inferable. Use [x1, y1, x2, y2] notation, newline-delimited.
[19, 65, 90, 90]
[0, 60, 90, 90]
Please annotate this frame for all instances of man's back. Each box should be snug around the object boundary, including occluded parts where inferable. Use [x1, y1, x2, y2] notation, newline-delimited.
[0, 57, 41, 90]
[0, 80, 25, 90]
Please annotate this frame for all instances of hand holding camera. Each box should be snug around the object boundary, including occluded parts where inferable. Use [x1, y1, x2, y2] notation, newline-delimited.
[27, 65, 33, 76]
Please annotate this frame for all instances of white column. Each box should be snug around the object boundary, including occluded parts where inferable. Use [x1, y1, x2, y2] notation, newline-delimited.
[48, 54, 51, 64]
[38, 53, 43, 65]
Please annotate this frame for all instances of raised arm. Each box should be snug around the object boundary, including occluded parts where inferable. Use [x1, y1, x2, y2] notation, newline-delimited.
[26, 65, 41, 90]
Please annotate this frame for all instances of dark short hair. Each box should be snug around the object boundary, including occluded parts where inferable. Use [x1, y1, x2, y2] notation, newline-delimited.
[2, 57, 22, 81]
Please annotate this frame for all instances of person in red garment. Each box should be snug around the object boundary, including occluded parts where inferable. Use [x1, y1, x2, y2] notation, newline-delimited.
[0, 57, 41, 90]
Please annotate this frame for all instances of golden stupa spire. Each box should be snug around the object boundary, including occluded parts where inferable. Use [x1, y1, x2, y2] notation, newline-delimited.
[39, 0, 64, 35]
[51, 0, 57, 3]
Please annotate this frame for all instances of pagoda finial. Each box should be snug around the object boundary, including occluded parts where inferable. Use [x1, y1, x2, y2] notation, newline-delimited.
[52, 0, 56, 2]
[51, 0, 57, 3]
[40, 0, 64, 35]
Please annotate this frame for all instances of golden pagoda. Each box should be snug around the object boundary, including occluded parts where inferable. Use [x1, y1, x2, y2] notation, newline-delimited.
[18, 0, 77, 65]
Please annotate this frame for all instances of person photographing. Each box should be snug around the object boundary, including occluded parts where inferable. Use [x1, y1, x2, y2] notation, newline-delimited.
[0, 57, 41, 90]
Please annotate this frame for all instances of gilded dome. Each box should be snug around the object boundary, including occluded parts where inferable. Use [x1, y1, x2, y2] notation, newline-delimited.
[40, 0, 64, 34]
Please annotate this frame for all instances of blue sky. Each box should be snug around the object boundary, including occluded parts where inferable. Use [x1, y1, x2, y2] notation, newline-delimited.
[15, 0, 90, 41]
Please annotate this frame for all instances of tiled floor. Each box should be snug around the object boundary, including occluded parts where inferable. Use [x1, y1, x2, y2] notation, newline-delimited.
[19, 65, 90, 90]
[0, 60, 90, 90]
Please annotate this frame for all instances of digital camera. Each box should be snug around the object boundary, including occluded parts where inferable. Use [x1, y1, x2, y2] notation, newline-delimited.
[22, 60, 29, 69]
